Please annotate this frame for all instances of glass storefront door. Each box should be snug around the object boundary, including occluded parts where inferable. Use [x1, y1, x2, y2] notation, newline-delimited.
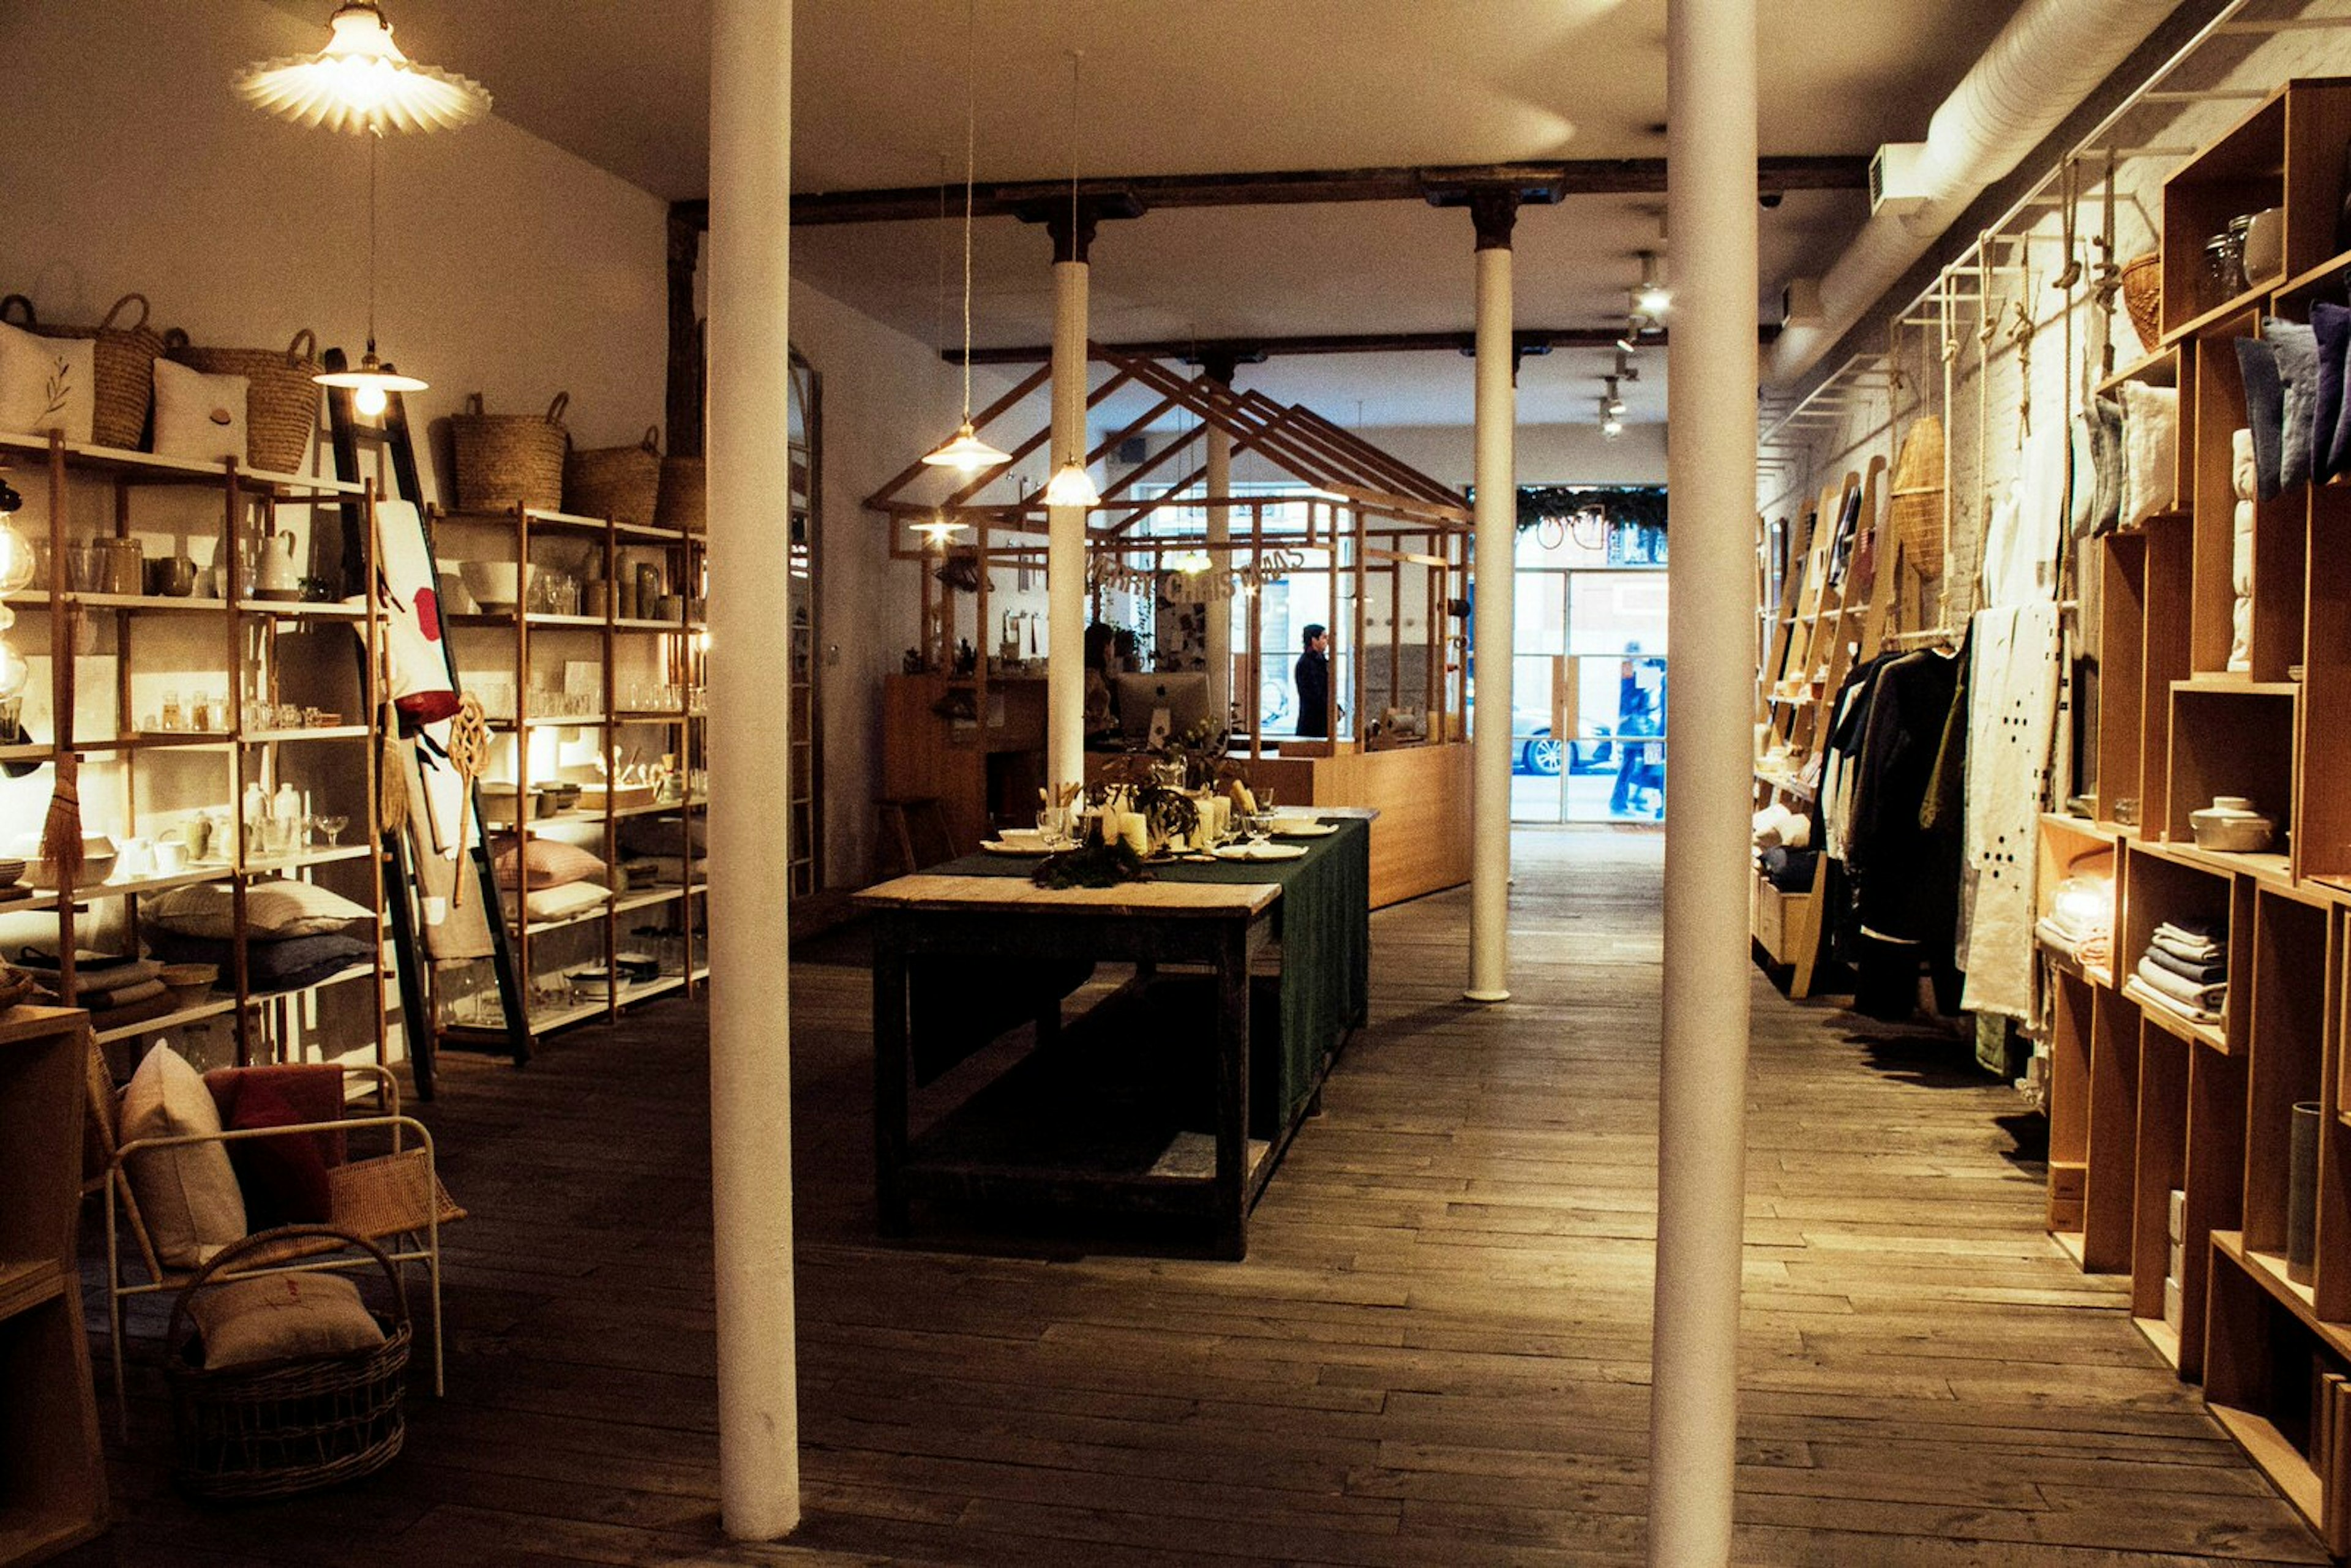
[1509, 568, 1668, 824]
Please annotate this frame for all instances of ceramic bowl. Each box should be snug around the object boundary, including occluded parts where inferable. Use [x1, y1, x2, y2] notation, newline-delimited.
[0, 858, 24, 888]
[2189, 795, 2276, 853]
[459, 559, 535, 613]
[158, 962, 218, 1007]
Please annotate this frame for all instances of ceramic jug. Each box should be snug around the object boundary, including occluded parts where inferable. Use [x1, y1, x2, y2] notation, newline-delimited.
[258, 530, 301, 601]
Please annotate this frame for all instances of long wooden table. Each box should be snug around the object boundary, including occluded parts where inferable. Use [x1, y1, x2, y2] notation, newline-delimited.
[856, 818, 1371, 1258]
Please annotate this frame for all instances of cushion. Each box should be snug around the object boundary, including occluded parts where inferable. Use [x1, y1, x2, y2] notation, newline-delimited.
[188, 1272, 383, 1371]
[205, 1065, 348, 1165]
[146, 877, 372, 939]
[2087, 396, 2124, 536]
[220, 1079, 334, 1230]
[144, 929, 377, 992]
[2237, 336, 2285, 501]
[2119, 382, 2180, 528]
[520, 881, 610, 922]
[119, 1043, 247, 1270]
[493, 836, 607, 890]
[0, 317, 95, 441]
[2262, 318, 2320, 492]
[2313, 304, 2351, 482]
[150, 356, 248, 464]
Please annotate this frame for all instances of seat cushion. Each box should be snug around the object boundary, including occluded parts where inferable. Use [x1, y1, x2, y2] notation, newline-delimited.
[188, 1271, 384, 1370]
[146, 877, 372, 939]
[119, 1043, 247, 1269]
[493, 836, 607, 890]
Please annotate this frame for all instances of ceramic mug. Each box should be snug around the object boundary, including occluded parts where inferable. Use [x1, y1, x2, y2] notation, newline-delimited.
[154, 835, 189, 874]
[115, 836, 156, 879]
[2243, 206, 2287, 287]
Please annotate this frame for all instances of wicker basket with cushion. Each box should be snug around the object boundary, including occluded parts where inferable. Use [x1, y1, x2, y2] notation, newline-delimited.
[166, 1226, 410, 1500]
[0, 293, 166, 449]
[2120, 254, 2161, 353]
[563, 425, 662, 527]
[451, 391, 568, 513]
[164, 327, 321, 475]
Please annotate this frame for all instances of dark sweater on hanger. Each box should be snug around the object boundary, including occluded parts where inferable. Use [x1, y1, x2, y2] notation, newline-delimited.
[1847, 647, 1965, 950]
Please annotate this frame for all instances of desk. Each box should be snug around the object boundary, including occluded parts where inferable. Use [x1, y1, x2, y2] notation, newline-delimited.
[857, 817, 1371, 1258]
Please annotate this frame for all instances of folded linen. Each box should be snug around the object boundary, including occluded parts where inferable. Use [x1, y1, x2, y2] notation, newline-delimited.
[2137, 955, 2227, 1013]
[91, 989, 181, 1033]
[2078, 931, 2113, 970]
[2131, 973, 2224, 1028]
[2145, 945, 2227, 986]
[2154, 917, 2224, 947]
[80, 976, 165, 1011]
[2234, 426, 2258, 503]
[2231, 595, 2253, 673]
[2151, 933, 2224, 970]
[2036, 917, 2088, 959]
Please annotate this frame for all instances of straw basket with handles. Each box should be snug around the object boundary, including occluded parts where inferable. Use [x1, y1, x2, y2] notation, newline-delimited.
[563, 425, 662, 528]
[1, 293, 167, 449]
[164, 327, 321, 475]
[655, 454, 705, 533]
[451, 391, 569, 513]
[2119, 255, 2161, 353]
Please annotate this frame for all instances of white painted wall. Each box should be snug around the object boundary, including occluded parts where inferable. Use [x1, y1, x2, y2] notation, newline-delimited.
[1354, 421, 1668, 488]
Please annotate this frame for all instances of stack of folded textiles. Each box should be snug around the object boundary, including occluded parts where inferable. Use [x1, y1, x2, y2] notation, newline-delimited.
[10, 950, 175, 1032]
[2034, 868, 2114, 970]
[2135, 918, 2227, 1025]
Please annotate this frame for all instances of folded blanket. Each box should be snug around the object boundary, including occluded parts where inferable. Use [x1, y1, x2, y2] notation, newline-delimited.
[2131, 975, 2224, 1027]
[2145, 945, 2227, 986]
[2151, 929, 2224, 966]
[2137, 955, 2227, 1013]
[91, 989, 181, 1033]
[2036, 918, 2085, 959]
[2234, 426, 2257, 503]
[2078, 931, 2112, 970]
[80, 976, 165, 1012]
[2156, 915, 2224, 942]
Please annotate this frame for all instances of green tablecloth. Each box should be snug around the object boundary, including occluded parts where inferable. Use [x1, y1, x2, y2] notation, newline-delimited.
[928, 817, 1371, 1123]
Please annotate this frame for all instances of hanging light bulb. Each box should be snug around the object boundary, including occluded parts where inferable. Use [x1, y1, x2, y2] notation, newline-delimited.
[235, 4, 491, 136]
[0, 470, 29, 597]
[921, 0, 1011, 475]
[1633, 250, 1672, 320]
[1043, 461, 1100, 509]
[910, 512, 967, 549]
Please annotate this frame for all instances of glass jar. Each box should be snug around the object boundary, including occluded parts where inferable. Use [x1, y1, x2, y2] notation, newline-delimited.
[2205, 228, 2246, 308]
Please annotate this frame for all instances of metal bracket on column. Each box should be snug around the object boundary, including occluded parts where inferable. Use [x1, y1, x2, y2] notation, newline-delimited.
[1010, 189, 1147, 263]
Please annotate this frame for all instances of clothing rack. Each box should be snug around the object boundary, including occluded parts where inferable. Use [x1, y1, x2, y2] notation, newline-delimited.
[1881, 598, 2081, 651]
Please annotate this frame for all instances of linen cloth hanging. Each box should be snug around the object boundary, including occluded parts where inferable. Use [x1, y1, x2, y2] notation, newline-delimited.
[1959, 602, 2061, 1020]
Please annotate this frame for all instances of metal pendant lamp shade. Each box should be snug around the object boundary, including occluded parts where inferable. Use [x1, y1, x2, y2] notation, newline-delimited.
[922, 419, 1010, 473]
[236, 2, 491, 136]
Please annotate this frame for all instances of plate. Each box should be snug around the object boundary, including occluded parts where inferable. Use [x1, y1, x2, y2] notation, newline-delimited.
[1212, 842, 1307, 862]
[1271, 820, 1337, 838]
[980, 839, 1049, 855]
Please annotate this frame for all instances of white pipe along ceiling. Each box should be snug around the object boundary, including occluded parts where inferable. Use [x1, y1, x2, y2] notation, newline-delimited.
[1765, 0, 2183, 387]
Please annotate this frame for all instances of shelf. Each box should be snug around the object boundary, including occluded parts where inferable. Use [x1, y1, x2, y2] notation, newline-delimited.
[2133, 1313, 2184, 1368]
[612, 888, 684, 917]
[92, 997, 235, 1046]
[2124, 977, 2229, 1052]
[243, 844, 371, 876]
[2050, 1229, 2090, 1269]
[2209, 1404, 2327, 1533]
[610, 795, 703, 820]
[610, 710, 705, 724]
[2096, 345, 2182, 398]
[2157, 840, 2295, 888]
[2163, 283, 2274, 350]
[523, 613, 606, 629]
[2270, 242, 2351, 313]
[0, 429, 364, 495]
[2173, 677, 2302, 697]
[238, 725, 369, 745]
[613, 618, 697, 633]
[433, 506, 689, 544]
[489, 714, 609, 730]
[0, 1258, 65, 1322]
[509, 899, 615, 938]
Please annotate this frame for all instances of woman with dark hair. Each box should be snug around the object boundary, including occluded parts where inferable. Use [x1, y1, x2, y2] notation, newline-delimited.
[1294, 624, 1330, 738]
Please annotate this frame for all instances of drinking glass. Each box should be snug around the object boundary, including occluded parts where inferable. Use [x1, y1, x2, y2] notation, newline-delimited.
[313, 814, 350, 846]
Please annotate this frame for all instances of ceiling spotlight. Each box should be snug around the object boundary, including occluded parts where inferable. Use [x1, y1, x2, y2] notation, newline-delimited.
[1598, 393, 1623, 440]
[1603, 376, 1626, 418]
[1614, 347, 1638, 383]
[1616, 317, 1646, 354]
[1633, 250, 1671, 318]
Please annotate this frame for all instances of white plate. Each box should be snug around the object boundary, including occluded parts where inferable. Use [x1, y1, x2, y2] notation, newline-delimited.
[980, 839, 1049, 855]
[1212, 841, 1307, 862]
[1271, 820, 1337, 838]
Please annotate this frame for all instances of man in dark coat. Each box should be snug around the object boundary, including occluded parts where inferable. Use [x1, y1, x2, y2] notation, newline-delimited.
[1294, 623, 1331, 737]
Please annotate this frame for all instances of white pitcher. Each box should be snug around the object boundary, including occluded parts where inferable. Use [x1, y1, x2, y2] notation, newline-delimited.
[258, 530, 301, 601]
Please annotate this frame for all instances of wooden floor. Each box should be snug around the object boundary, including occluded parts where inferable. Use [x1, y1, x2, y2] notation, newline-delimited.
[61, 828, 2328, 1566]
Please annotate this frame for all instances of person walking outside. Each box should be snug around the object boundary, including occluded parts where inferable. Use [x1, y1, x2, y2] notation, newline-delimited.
[1294, 623, 1332, 737]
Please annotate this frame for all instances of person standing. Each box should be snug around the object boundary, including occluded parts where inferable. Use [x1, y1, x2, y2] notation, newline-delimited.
[1294, 623, 1331, 737]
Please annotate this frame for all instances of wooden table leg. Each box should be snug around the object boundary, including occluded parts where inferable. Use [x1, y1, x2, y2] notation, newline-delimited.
[1214, 920, 1251, 1260]
[872, 920, 910, 1237]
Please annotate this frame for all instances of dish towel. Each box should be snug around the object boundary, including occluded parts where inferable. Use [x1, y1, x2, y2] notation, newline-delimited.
[1960, 603, 2062, 1021]
[2135, 955, 2227, 1019]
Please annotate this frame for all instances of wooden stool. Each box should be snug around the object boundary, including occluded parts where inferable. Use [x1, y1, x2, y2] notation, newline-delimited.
[876, 796, 956, 876]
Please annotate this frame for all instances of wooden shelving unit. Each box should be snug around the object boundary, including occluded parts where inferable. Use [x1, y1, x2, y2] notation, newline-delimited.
[430, 503, 710, 1049]
[0, 430, 394, 1076]
[0, 1005, 105, 1563]
[2041, 77, 2351, 1546]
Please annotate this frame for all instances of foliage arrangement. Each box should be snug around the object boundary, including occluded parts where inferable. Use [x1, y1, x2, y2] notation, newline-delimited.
[1030, 838, 1153, 889]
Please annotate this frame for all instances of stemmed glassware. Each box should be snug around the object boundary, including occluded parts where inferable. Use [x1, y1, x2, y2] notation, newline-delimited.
[313, 814, 350, 847]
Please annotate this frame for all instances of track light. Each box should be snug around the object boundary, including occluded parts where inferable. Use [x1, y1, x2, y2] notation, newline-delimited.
[1603, 376, 1625, 418]
[1633, 250, 1671, 319]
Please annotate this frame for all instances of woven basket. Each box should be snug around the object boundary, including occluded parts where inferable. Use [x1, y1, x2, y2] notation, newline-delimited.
[452, 391, 568, 514]
[1888, 416, 1947, 582]
[0, 293, 166, 450]
[2120, 254, 2162, 353]
[564, 425, 662, 527]
[165, 328, 321, 475]
[166, 1226, 410, 1501]
[654, 454, 706, 533]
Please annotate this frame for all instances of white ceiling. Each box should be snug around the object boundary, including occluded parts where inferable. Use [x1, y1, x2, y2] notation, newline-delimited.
[274, 0, 2031, 430]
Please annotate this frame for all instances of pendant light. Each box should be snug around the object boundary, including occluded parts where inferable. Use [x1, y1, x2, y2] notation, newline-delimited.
[922, 0, 1011, 474]
[234, 3, 490, 137]
[0, 468, 30, 702]
[311, 134, 431, 416]
[910, 511, 968, 550]
[1632, 250, 1673, 320]
[1041, 49, 1101, 510]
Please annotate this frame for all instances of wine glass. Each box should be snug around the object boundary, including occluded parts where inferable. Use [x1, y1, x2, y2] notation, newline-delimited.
[313, 814, 350, 847]
[1036, 805, 1064, 848]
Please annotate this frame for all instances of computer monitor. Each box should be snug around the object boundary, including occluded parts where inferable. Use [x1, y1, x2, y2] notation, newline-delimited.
[1114, 672, 1212, 750]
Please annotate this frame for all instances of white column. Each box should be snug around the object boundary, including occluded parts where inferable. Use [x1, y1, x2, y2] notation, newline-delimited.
[705, 0, 798, 1541]
[1047, 258, 1090, 797]
[1205, 419, 1234, 724]
[1464, 233, 1515, 1004]
[1649, 0, 1757, 1559]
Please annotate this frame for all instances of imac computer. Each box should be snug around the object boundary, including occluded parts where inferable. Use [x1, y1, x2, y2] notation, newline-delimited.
[1114, 672, 1212, 749]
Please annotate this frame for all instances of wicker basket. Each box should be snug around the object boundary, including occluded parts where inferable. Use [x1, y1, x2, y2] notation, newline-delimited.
[1888, 416, 1947, 582]
[451, 391, 568, 514]
[564, 425, 662, 527]
[167, 1226, 410, 1501]
[654, 454, 705, 534]
[165, 328, 321, 475]
[2120, 254, 2162, 353]
[1, 293, 167, 449]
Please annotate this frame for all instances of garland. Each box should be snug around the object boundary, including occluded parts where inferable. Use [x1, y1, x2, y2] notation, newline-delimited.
[1513, 485, 1668, 535]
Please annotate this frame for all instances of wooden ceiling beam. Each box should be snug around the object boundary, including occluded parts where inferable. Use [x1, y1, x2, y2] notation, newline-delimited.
[670, 155, 1864, 229]
[946, 325, 1787, 366]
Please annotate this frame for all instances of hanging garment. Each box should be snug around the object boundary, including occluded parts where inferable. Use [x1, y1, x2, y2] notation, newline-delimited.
[373, 499, 461, 726]
[1959, 603, 2062, 1021]
[1981, 418, 2066, 609]
[1847, 648, 1963, 950]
